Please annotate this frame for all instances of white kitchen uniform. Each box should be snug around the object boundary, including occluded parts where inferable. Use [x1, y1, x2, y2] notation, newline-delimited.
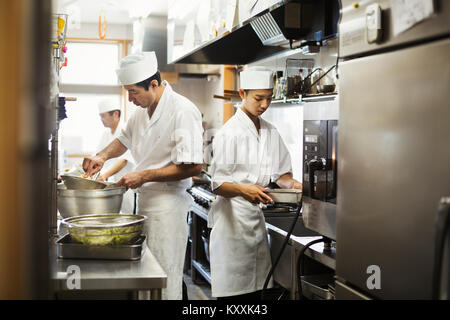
[209, 107, 292, 298]
[97, 122, 135, 214]
[117, 81, 203, 299]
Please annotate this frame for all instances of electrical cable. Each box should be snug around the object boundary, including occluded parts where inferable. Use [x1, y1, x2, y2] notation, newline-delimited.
[261, 201, 302, 300]
[296, 237, 327, 300]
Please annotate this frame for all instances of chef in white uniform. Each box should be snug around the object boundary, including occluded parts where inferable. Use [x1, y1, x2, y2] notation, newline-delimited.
[82, 52, 204, 300]
[96, 99, 135, 213]
[209, 67, 302, 300]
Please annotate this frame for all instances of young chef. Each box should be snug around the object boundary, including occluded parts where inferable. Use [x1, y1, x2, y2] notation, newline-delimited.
[95, 99, 135, 213]
[82, 52, 203, 300]
[209, 66, 302, 300]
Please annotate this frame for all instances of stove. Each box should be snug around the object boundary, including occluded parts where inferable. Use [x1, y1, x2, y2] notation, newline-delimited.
[187, 184, 216, 211]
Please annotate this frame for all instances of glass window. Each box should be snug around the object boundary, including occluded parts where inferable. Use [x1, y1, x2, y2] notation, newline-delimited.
[59, 42, 120, 85]
[59, 93, 122, 156]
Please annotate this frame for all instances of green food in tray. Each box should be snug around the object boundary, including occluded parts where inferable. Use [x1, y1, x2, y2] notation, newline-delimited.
[69, 225, 142, 245]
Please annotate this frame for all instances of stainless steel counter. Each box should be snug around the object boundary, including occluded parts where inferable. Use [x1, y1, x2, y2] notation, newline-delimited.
[265, 221, 336, 299]
[266, 223, 336, 270]
[50, 239, 167, 300]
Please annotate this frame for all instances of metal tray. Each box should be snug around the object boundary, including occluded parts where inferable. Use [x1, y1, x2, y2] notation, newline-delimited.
[56, 234, 146, 261]
[265, 189, 302, 204]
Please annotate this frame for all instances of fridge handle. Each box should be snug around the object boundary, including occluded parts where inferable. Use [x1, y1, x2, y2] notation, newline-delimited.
[432, 197, 450, 299]
[307, 158, 326, 200]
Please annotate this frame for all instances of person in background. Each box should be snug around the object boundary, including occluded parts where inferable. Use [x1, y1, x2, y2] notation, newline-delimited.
[208, 66, 302, 300]
[82, 52, 203, 300]
[96, 99, 135, 213]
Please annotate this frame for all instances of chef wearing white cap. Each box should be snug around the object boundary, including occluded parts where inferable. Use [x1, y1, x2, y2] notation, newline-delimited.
[95, 99, 135, 213]
[83, 52, 203, 300]
[209, 66, 302, 300]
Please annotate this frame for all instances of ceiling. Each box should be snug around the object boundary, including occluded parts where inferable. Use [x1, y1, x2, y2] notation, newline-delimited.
[56, 0, 168, 25]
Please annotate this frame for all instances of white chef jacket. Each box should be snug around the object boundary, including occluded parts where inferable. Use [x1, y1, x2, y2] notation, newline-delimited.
[97, 122, 134, 182]
[210, 107, 293, 199]
[208, 107, 293, 298]
[117, 81, 204, 192]
[116, 81, 203, 300]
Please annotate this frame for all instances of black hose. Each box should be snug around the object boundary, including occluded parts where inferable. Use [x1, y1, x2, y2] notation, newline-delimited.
[432, 197, 450, 299]
[296, 237, 327, 300]
[261, 202, 302, 300]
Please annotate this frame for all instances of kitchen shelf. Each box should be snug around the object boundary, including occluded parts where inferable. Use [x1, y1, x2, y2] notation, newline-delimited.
[272, 93, 338, 105]
[233, 93, 337, 108]
[301, 93, 338, 102]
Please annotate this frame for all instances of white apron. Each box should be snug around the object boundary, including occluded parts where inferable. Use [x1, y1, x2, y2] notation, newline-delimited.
[117, 81, 203, 299]
[97, 122, 135, 214]
[137, 187, 192, 300]
[209, 108, 292, 297]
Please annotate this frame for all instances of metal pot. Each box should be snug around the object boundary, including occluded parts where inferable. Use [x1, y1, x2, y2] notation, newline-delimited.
[316, 84, 336, 93]
[57, 184, 126, 218]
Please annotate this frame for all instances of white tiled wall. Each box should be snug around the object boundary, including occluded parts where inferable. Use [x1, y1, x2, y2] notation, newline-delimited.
[262, 105, 304, 182]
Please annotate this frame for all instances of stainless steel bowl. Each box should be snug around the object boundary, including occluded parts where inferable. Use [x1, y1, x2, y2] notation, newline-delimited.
[61, 214, 147, 246]
[265, 189, 303, 204]
[61, 175, 107, 190]
[57, 184, 126, 218]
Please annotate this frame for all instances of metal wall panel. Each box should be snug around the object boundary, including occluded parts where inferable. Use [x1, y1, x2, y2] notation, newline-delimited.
[336, 38, 450, 299]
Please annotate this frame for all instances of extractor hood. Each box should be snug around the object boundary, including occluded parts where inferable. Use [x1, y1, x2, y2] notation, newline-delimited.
[170, 0, 339, 65]
[141, 15, 220, 77]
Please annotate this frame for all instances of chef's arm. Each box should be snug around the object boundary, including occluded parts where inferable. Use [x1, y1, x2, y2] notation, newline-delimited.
[141, 163, 202, 182]
[97, 139, 128, 160]
[98, 159, 128, 181]
[276, 173, 302, 190]
[83, 139, 127, 176]
[214, 183, 273, 204]
[117, 163, 202, 189]
[213, 182, 244, 198]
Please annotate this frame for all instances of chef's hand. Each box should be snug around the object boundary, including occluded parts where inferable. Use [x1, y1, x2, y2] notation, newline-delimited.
[82, 155, 105, 177]
[97, 175, 106, 182]
[117, 172, 145, 189]
[276, 174, 303, 190]
[240, 185, 274, 205]
[290, 180, 303, 190]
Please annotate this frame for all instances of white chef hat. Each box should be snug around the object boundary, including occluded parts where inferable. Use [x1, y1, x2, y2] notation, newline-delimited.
[116, 51, 158, 85]
[240, 66, 274, 90]
[98, 99, 120, 114]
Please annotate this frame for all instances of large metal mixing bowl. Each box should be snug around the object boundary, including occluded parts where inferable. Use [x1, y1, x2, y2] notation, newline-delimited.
[61, 214, 147, 246]
[57, 184, 126, 218]
[61, 175, 107, 190]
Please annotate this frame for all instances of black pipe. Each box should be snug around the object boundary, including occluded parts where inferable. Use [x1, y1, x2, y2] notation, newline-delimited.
[296, 237, 329, 300]
[432, 197, 450, 299]
[261, 201, 302, 300]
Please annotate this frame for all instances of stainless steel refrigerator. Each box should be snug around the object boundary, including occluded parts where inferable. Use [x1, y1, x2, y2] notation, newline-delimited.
[335, 0, 450, 299]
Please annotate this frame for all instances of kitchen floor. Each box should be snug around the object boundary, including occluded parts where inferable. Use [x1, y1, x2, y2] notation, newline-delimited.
[183, 273, 214, 300]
